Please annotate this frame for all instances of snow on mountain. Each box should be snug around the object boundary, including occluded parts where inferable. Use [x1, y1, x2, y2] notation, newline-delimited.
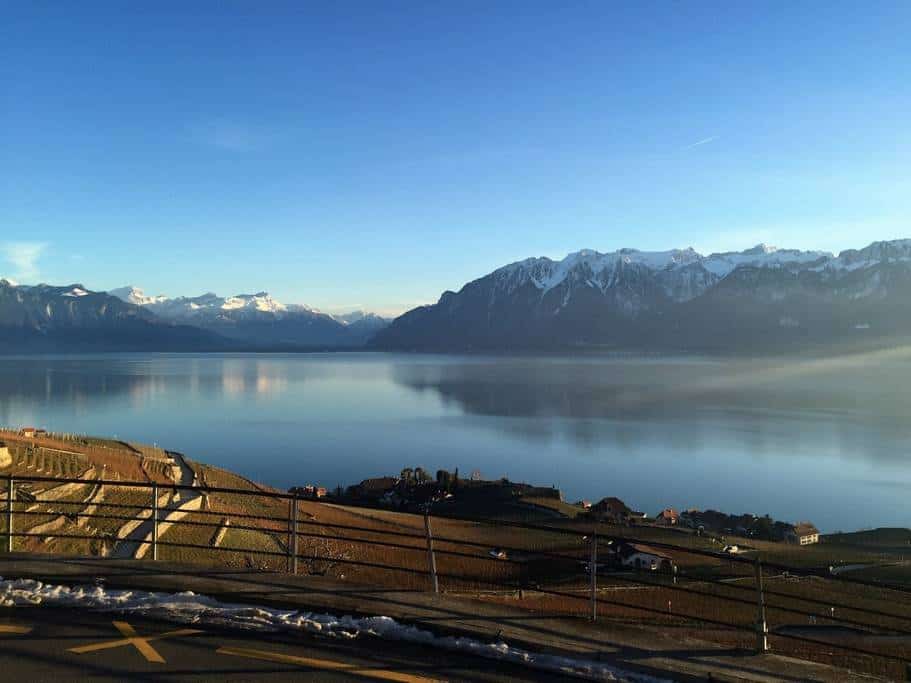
[372, 238, 911, 352]
[824, 239, 911, 272]
[496, 248, 702, 294]
[0, 280, 227, 351]
[107, 287, 389, 347]
[108, 286, 169, 307]
[494, 244, 833, 303]
[702, 244, 831, 277]
[110, 289, 298, 321]
[331, 310, 390, 326]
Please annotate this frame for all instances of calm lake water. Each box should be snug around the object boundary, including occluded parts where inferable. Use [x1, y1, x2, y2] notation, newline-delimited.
[1, 351, 908, 532]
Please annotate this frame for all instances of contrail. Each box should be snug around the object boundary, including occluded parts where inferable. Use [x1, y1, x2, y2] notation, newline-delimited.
[682, 136, 719, 150]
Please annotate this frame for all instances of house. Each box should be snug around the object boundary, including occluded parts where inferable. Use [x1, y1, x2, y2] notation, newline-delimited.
[590, 497, 631, 523]
[787, 522, 820, 546]
[655, 508, 680, 526]
[347, 477, 399, 500]
[612, 541, 675, 571]
[0, 442, 10, 468]
[290, 485, 328, 499]
[20, 427, 36, 438]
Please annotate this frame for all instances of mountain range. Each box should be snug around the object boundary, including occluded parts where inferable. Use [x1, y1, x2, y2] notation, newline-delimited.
[3, 238, 911, 353]
[0, 280, 227, 352]
[108, 287, 388, 347]
[371, 239, 911, 352]
[0, 281, 388, 352]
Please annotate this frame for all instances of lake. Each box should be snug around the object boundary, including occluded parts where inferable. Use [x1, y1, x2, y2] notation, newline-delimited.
[0, 351, 908, 532]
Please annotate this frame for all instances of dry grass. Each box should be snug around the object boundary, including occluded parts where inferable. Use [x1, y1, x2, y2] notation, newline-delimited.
[2, 442, 908, 677]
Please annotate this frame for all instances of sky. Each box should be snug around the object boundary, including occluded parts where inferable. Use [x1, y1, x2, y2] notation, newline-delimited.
[2, 1, 910, 315]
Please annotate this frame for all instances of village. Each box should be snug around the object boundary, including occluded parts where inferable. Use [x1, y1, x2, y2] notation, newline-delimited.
[289, 465, 822, 574]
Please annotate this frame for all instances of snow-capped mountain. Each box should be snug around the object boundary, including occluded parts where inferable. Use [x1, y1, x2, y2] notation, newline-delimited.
[107, 286, 170, 307]
[371, 239, 911, 351]
[108, 288, 388, 347]
[0, 281, 225, 351]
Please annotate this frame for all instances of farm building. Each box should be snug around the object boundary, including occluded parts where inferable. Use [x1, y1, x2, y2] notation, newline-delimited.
[347, 477, 399, 500]
[612, 541, 675, 571]
[787, 522, 820, 545]
[589, 496, 631, 523]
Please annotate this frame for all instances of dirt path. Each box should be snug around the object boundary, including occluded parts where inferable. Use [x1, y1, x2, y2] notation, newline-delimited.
[110, 453, 200, 559]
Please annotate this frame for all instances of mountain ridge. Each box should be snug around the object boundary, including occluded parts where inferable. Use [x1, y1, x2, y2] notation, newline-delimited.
[371, 239, 911, 352]
[107, 286, 390, 348]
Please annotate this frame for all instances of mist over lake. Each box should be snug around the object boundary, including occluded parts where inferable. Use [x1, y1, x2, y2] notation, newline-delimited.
[0, 351, 907, 533]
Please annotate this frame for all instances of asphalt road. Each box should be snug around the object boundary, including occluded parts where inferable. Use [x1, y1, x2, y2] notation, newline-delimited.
[0, 606, 581, 682]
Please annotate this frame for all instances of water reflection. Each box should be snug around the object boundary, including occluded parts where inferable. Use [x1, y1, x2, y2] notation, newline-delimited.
[0, 357, 290, 404]
[0, 352, 908, 530]
[391, 354, 911, 465]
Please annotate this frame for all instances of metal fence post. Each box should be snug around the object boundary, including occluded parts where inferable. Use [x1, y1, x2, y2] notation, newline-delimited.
[291, 496, 299, 575]
[5, 475, 13, 553]
[424, 510, 439, 594]
[286, 498, 293, 573]
[589, 533, 598, 622]
[152, 483, 159, 561]
[755, 557, 769, 653]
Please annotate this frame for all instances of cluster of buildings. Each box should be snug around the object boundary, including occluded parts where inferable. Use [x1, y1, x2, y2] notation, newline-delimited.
[291, 470, 821, 549]
[341, 470, 562, 513]
[289, 484, 328, 499]
[582, 496, 820, 546]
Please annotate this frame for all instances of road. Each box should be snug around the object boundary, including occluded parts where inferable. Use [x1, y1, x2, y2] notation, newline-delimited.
[111, 452, 202, 560]
[0, 606, 582, 682]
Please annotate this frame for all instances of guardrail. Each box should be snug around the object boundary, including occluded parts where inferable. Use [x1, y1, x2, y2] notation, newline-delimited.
[3, 472, 911, 679]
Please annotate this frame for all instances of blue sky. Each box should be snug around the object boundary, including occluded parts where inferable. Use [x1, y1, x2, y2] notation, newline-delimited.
[3, 1, 910, 315]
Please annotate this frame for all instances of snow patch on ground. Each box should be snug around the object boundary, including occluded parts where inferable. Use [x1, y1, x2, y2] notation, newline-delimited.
[0, 577, 664, 682]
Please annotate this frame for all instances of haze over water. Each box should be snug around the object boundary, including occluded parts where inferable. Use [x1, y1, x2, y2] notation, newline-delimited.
[0, 352, 906, 533]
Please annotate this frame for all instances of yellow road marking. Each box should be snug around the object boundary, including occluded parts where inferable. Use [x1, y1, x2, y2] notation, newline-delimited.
[0, 624, 32, 635]
[217, 646, 445, 683]
[68, 620, 203, 663]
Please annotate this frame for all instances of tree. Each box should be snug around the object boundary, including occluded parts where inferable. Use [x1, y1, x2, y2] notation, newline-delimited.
[400, 467, 414, 483]
[414, 467, 429, 484]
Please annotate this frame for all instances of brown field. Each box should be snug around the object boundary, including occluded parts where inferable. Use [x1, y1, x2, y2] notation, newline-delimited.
[2, 436, 911, 677]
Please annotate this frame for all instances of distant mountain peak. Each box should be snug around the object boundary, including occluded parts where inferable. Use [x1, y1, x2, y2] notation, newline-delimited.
[108, 286, 169, 306]
[743, 243, 778, 255]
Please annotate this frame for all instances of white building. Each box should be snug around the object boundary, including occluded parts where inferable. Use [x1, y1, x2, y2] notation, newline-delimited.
[788, 522, 820, 545]
[613, 541, 675, 571]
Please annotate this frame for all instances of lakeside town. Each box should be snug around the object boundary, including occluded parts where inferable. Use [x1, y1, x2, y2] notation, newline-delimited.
[294, 465, 822, 554]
